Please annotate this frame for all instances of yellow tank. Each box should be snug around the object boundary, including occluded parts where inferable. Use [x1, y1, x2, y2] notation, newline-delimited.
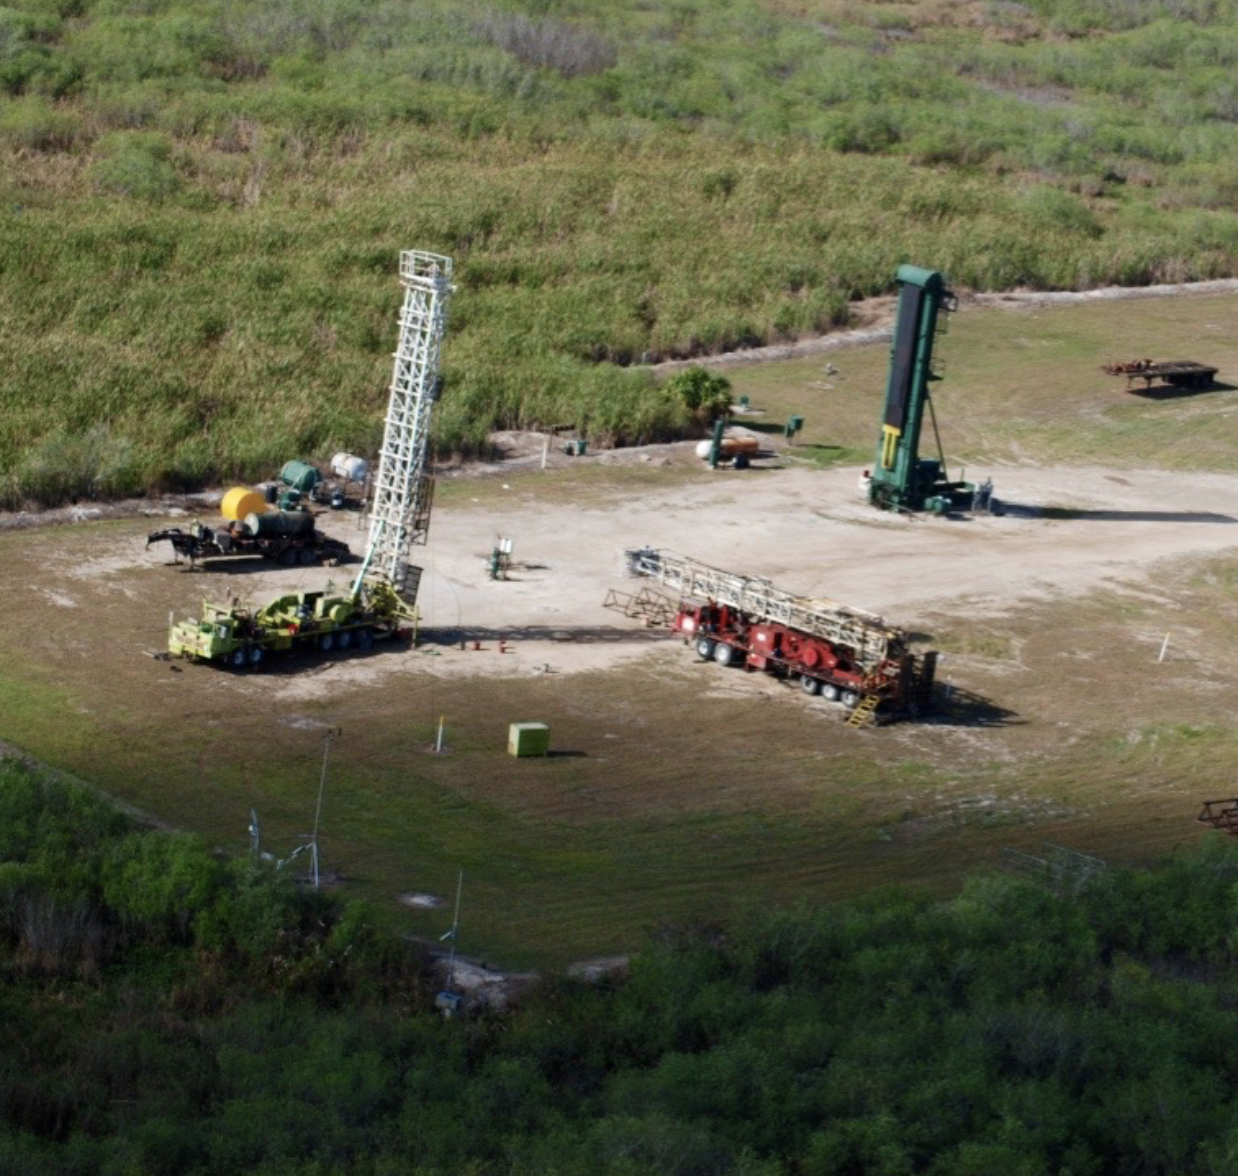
[221, 487, 267, 522]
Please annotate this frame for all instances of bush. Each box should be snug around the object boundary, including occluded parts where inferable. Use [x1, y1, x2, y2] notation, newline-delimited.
[474, 13, 617, 79]
[0, 95, 82, 150]
[663, 366, 732, 424]
[90, 130, 180, 200]
[8, 424, 138, 506]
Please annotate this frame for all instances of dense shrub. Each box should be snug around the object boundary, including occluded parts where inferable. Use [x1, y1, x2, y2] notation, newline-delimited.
[663, 365, 732, 424]
[474, 12, 617, 78]
[11, 757, 1238, 1173]
[89, 130, 181, 200]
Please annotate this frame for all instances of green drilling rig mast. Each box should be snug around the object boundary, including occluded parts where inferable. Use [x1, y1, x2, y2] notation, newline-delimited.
[867, 265, 976, 515]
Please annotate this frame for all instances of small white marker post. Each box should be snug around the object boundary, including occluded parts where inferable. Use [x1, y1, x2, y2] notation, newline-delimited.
[1157, 632, 1171, 664]
[434, 715, 446, 753]
[541, 436, 549, 470]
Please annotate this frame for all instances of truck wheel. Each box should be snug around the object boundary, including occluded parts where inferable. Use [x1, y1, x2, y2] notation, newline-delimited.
[356, 628, 374, 651]
[800, 675, 821, 696]
[229, 648, 247, 670]
[337, 630, 353, 652]
[248, 646, 265, 668]
[820, 684, 840, 702]
[713, 643, 735, 667]
[840, 690, 860, 709]
[695, 637, 715, 660]
[319, 632, 336, 653]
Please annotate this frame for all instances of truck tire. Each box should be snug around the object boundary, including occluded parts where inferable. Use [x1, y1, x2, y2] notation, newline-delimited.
[840, 690, 860, 708]
[800, 675, 821, 696]
[318, 632, 336, 653]
[356, 628, 374, 651]
[695, 637, 715, 660]
[820, 684, 840, 702]
[229, 648, 247, 669]
[248, 646, 265, 668]
[337, 630, 353, 651]
[713, 643, 736, 667]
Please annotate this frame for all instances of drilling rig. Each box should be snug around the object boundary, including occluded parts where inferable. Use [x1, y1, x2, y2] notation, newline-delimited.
[167, 251, 453, 668]
[623, 548, 937, 725]
[867, 265, 977, 515]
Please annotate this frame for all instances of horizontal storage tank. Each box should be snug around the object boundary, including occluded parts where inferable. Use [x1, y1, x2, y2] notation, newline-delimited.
[694, 436, 760, 460]
[221, 486, 267, 522]
[330, 452, 369, 482]
[279, 460, 321, 494]
[243, 510, 316, 539]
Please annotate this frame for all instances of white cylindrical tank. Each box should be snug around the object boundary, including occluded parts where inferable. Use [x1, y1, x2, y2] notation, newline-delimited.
[331, 452, 368, 482]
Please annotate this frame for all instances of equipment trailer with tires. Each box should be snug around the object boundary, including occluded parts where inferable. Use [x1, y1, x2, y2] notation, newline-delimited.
[148, 512, 350, 568]
[624, 548, 937, 724]
[167, 581, 412, 668]
[1102, 359, 1218, 391]
[167, 250, 452, 669]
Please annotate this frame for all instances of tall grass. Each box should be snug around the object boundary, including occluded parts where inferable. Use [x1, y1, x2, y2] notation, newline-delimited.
[3, 0, 1238, 502]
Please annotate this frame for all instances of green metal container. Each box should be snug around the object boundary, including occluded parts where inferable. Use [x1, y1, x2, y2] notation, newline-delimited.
[279, 460, 321, 494]
[243, 510, 316, 539]
[508, 722, 550, 757]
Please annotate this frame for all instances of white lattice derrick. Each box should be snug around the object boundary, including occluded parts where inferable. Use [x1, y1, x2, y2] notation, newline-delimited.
[625, 548, 902, 670]
[356, 250, 453, 604]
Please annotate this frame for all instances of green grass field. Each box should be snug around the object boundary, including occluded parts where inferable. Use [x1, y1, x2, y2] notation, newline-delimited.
[5, 0, 1238, 502]
[725, 290, 1238, 472]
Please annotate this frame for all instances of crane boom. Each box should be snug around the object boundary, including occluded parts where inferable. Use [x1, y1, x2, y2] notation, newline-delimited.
[353, 250, 453, 604]
[624, 548, 905, 672]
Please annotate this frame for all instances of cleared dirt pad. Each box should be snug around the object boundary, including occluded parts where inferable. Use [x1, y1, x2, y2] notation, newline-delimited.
[287, 462, 1238, 690]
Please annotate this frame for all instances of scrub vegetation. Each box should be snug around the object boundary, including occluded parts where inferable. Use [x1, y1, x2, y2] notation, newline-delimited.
[5, 0, 1238, 502]
[7, 757, 1238, 1176]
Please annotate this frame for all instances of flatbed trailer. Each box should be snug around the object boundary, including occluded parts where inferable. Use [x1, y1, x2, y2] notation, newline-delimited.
[148, 517, 350, 568]
[1102, 359, 1218, 390]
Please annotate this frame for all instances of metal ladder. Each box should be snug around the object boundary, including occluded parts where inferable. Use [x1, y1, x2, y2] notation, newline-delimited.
[845, 694, 881, 728]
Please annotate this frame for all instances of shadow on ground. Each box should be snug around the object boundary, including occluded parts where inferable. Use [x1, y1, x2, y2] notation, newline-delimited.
[995, 501, 1235, 524]
[1126, 379, 1237, 400]
[927, 687, 1022, 729]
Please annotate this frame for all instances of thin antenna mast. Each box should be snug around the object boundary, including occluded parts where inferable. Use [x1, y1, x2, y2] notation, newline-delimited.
[308, 728, 339, 889]
[444, 868, 463, 991]
[435, 869, 465, 1017]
